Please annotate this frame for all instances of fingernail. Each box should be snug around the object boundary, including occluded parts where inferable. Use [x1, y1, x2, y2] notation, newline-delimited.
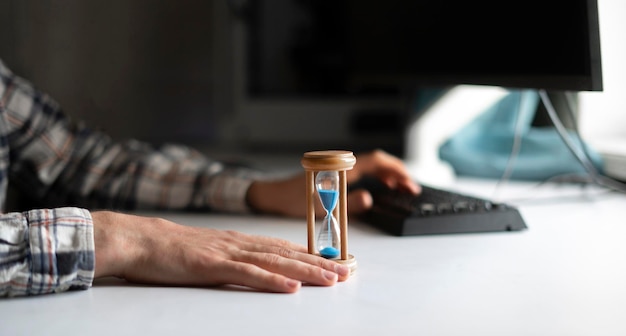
[335, 264, 350, 276]
[323, 270, 338, 281]
[286, 279, 301, 290]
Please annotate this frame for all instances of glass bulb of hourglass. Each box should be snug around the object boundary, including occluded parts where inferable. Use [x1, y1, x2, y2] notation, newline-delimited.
[315, 171, 340, 259]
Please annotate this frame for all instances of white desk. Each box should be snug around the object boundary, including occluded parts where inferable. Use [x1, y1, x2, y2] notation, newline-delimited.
[2, 180, 626, 336]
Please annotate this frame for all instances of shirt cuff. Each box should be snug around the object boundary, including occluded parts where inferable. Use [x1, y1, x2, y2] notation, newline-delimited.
[205, 173, 256, 213]
[26, 207, 95, 295]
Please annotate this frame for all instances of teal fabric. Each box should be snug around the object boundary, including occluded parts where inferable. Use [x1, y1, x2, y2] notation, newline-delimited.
[438, 90, 604, 180]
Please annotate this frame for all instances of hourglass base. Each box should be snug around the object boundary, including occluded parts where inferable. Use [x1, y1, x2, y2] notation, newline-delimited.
[312, 253, 357, 275]
[334, 254, 357, 276]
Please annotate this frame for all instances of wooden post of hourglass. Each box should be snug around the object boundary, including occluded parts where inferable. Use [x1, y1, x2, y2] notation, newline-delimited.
[301, 150, 357, 275]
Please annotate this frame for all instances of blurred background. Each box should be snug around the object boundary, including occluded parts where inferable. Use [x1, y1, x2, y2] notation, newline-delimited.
[0, 0, 221, 148]
[0, 0, 624, 167]
[0, 0, 407, 159]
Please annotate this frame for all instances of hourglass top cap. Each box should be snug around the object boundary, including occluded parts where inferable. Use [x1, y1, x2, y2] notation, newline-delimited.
[301, 150, 356, 171]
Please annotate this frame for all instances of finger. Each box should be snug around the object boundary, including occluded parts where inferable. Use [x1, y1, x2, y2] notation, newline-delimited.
[213, 231, 350, 282]
[372, 161, 419, 193]
[380, 174, 421, 194]
[234, 249, 349, 285]
[233, 241, 351, 282]
[354, 149, 405, 176]
[215, 259, 303, 293]
[274, 248, 351, 282]
[351, 150, 420, 194]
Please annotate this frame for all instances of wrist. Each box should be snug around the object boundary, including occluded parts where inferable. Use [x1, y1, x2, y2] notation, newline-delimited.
[92, 211, 137, 279]
[247, 174, 309, 218]
[246, 180, 278, 214]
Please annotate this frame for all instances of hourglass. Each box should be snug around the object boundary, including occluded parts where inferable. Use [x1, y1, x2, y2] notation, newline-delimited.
[315, 170, 340, 258]
[301, 150, 357, 274]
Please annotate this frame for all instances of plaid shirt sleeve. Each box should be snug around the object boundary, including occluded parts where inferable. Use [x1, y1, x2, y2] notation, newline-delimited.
[0, 59, 260, 214]
[0, 207, 94, 297]
[0, 59, 265, 297]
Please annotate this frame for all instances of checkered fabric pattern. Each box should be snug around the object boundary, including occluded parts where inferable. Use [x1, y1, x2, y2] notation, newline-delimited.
[0, 59, 260, 296]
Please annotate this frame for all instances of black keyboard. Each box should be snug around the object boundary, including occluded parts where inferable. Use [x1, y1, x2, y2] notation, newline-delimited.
[351, 178, 527, 236]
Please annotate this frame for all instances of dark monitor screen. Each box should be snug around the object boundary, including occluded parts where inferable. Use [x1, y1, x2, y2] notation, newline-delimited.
[245, 0, 603, 98]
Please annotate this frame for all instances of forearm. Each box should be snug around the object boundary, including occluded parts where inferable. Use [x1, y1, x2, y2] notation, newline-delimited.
[12, 129, 260, 213]
[0, 208, 95, 297]
[1, 58, 258, 214]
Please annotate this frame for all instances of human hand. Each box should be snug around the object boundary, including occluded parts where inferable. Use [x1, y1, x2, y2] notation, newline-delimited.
[92, 211, 350, 293]
[247, 149, 420, 217]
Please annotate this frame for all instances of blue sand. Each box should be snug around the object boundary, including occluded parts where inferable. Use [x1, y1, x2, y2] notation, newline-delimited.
[318, 189, 338, 211]
[320, 246, 340, 259]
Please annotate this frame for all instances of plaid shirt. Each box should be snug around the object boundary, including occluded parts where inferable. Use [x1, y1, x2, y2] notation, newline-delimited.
[0, 59, 259, 297]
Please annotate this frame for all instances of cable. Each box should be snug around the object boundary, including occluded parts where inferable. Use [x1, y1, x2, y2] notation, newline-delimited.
[539, 90, 600, 177]
[493, 90, 526, 201]
[538, 89, 626, 194]
[561, 92, 626, 193]
[561, 92, 603, 175]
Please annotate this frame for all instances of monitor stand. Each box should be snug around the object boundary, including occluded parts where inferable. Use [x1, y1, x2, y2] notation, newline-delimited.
[404, 86, 605, 186]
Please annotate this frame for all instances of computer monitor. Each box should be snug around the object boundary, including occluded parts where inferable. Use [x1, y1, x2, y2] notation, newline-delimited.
[228, 0, 603, 154]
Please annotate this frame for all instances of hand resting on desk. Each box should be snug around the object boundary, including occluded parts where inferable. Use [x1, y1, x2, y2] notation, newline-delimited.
[92, 211, 350, 293]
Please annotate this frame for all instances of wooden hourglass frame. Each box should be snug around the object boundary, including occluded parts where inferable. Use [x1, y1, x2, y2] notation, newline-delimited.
[301, 150, 357, 274]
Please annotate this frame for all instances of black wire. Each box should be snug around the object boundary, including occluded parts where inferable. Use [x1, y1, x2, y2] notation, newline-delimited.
[538, 89, 626, 194]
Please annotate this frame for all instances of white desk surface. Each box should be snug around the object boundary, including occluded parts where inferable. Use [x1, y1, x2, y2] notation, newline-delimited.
[2, 179, 626, 336]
